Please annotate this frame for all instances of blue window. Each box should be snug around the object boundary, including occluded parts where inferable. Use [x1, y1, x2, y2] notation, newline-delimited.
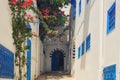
[86, 0, 89, 4]
[86, 34, 91, 52]
[107, 2, 116, 34]
[81, 41, 84, 56]
[71, 0, 76, 19]
[79, 0, 81, 15]
[78, 46, 81, 59]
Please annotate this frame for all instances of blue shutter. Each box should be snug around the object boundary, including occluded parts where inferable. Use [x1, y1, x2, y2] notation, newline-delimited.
[79, 0, 81, 15]
[86, 0, 89, 4]
[86, 34, 91, 52]
[103, 64, 116, 80]
[81, 41, 84, 56]
[107, 2, 116, 34]
[78, 46, 81, 59]
[0, 44, 14, 78]
[71, 0, 76, 19]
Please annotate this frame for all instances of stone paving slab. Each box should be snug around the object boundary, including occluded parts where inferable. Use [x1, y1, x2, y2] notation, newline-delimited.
[36, 72, 74, 80]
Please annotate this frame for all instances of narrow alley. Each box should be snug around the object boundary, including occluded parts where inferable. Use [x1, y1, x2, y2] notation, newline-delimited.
[1, 0, 120, 80]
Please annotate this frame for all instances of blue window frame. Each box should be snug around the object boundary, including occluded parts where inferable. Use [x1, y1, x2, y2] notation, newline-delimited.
[81, 41, 84, 56]
[79, 0, 81, 15]
[86, 0, 89, 4]
[78, 46, 81, 59]
[86, 34, 91, 52]
[107, 2, 116, 34]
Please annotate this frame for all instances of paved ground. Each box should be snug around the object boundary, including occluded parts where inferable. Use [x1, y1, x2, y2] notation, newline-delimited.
[36, 71, 74, 80]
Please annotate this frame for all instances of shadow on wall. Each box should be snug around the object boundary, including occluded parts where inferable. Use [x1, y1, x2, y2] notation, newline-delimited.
[80, 0, 96, 70]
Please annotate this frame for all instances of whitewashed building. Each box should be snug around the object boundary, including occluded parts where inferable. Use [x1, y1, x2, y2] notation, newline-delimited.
[70, 0, 120, 80]
[0, 0, 44, 80]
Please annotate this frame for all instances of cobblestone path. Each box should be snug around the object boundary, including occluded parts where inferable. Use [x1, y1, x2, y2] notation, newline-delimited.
[36, 72, 74, 80]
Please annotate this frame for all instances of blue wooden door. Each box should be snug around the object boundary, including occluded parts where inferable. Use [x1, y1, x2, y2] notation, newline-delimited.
[103, 64, 116, 80]
[51, 52, 57, 71]
[27, 38, 31, 80]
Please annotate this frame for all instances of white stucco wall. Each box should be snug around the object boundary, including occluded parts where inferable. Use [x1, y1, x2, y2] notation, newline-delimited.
[0, 1, 43, 80]
[30, 21, 44, 79]
[72, 0, 103, 80]
[103, 0, 120, 80]
[0, 0, 15, 80]
[0, 0, 15, 53]
[71, 0, 120, 80]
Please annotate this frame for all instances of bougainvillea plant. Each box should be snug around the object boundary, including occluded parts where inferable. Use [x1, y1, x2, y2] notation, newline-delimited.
[8, 0, 69, 79]
[37, 0, 69, 40]
[9, 0, 35, 79]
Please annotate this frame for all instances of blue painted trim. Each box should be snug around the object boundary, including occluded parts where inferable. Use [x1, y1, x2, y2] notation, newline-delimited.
[27, 23, 31, 29]
[106, 1, 116, 34]
[81, 41, 84, 56]
[86, 34, 91, 52]
[27, 38, 31, 80]
[72, 5, 76, 19]
[71, 0, 76, 19]
[78, 46, 81, 59]
[86, 0, 89, 4]
[79, 0, 81, 16]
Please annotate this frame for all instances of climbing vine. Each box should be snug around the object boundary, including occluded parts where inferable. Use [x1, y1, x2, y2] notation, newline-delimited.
[8, 0, 69, 80]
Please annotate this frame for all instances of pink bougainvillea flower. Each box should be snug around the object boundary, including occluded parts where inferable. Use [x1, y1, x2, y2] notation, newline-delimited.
[10, 0, 17, 5]
[53, 12, 57, 16]
[19, 2, 23, 8]
[28, 0, 33, 5]
[30, 16, 33, 21]
[42, 8, 50, 14]
[23, 1, 28, 7]
[23, 0, 33, 7]
[25, 17, 29, 21]
[32, 32, 38, 37]
[46, 31, 52, 34]
[60, 11, 64, 15]
[35, 16, 40, 19]
[25, 14, 34, 21]
[39, 11, 42, 15]
[45, 8, 50, 13]
[28, 14, 32, 17]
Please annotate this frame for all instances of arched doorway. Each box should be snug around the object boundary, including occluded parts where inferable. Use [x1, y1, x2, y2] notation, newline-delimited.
[51, 50, 64, 71]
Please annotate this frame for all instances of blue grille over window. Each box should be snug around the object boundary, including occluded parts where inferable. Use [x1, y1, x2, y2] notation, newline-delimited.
[0, 44, 14, 78]
[107, 2, 116, 34]
[79, 0, 81, 15]
[86, 34, 91, 52]
[103, 64, 116, 80]
[81, 41, 84, 56]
